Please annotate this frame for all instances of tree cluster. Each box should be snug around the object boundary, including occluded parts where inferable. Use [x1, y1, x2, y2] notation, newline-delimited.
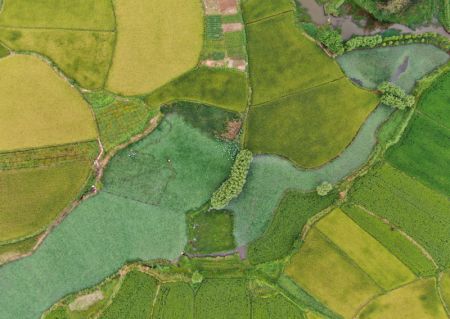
[317, 26, 344, 55]
[210, 149, 253, 209]
[378, 82, 415, 110]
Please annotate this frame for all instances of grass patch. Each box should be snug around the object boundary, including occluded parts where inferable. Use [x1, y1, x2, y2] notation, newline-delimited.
[342, 205, 436, 277]
[194, 279, 250, 319]
[146, 67, 248, 112]
[245, 78, 378, 168]
[349, 163, 450, 268]
[247, 190, 336, 264]
[285, 228, 381, 318]
[386, 114, 450, 195]
[0, 42, 9, 57]
[0, 55, 97, 151]
[99, 271, 158, 319]
[316, 208, 415, 290]
[0, 29, 115, 89]
[224, 31, 246, 59]
[106, 0, 203, 95]
[246, 12, 343, 104]
[153, 282, 194, 319]
[337, 44, 449, 92]
[0, 161, 92, 242]
[242, 0, 294, 23]
[0, 0, 115, 30]
[441, 270, 450, 310]
[359, 278, 447, 319]
[186, 209, 236, 254]
[252, 292, 306, 318]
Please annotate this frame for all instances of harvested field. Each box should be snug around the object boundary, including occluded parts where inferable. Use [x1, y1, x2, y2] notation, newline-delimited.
[285, 229, 381, 318]
[107, 0, 203, 95]
[245, 78, 378, 168]
[146, 67, 248, 112]
[0, 55, 97, 151]
[0, 29, 115, 89]
[359, 279, 447, 319]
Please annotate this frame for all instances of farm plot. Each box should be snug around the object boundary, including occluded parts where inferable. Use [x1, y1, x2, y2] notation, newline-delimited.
[99, 271, 158, 319]
[337, 44, 449, 92]
[0, 114, 235, 319]
[285, 228, 382, 318]
[146, 67, 248, 112]
[251, 293, 306, 319]
[245, 11, 343, 104]
[230, 105, 392, 245]
[349, 163, 450, 268]
[386, 71, 450, 195]
[242, 0, 295, 23]
[247, 190, 336, 264]
[194, 279, 250, 319]
[358, 279, 447, 319]
[440, 270, 450, 310]
[0, 55, 98, 151]
[342, 205, 436, 277]
[153, 282, 194, 319]
[0, 29, 115, 89]
[106, 0, 203, 95]
[245, 78, 378, 168]
[315, 209, 415, 290]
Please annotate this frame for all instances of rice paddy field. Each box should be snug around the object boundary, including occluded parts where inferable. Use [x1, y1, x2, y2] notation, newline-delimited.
[106, 0, 204, 95]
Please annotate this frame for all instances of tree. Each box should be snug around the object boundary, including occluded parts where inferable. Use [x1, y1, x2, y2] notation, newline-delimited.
[378, 82, 415, 110]
[317, 26, 344, 55]
[191, 271, 203, 284]
[316, 181, 333, 196]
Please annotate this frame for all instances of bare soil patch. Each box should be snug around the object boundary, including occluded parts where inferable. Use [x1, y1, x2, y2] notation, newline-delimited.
[219, 0, 238, 14]
[68, 290, 104, 311]
[222, 23, 243, 32]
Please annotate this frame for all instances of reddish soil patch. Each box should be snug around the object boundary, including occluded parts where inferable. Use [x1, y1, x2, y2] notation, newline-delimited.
[219, 0, 238, 14]
[203, 0, 220, 14]
[222, 23, 243, 32]
[221, 120, 242, 140]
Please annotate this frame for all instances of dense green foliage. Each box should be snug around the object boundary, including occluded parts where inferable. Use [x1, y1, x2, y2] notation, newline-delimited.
[153, 282, 194, 319]
[100, 271, 158, 319]
[345, 35, 383, 51]
[245, 78, 378, 168]
[186, 210, 236, 254]
[211, 150, 252, 209]
[342, 205, 436, 276]
[349, 163, 450, 267]
[317, 26, 344, 55]
[386, 114, 450, 195]
[145, 67, 248, 112]
[161, 101, 240, 139]
[247, 190, 337, 264]
[378, 82, 415, 109]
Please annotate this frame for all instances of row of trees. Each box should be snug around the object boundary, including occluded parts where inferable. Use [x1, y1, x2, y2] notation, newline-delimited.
[210, 149, 253, 209]
[345, 35, 383, 51]
[378, 82, 415, 109]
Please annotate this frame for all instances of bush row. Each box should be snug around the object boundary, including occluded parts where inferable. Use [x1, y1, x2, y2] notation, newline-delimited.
[378, 82, 415, 109]
[210, 149, 253, 209]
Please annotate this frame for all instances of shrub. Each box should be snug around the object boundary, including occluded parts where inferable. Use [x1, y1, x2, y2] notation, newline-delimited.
[191, 271, 203, 284]
[378, 82, 415, 109]
[317, 25, 344, 55]
[316, 181, 333, 196]
[211, 150, 253, 209]
[345, 35, 383, 51]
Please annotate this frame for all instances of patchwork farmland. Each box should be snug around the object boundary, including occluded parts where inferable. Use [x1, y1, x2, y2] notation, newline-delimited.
[0, 0, 449, 318]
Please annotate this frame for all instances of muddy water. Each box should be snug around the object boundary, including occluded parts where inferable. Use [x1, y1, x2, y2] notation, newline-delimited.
[297, 0, 450, 39]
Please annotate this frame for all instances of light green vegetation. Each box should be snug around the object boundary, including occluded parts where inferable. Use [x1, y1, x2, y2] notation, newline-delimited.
[0, 0, 115, 30]
[0, 161, 92, 243]
[245, 11, 343, 105]
[0, 29, 115, 89]
[349, 163, 450, 268]
[0, 55, 98, 151]
[224, 31, 247, 59]
[359, 279, 447, 319]
[0, 42, 9, 57]
[245, 78, 378, 168]
[342, 205, 436, 276]
[195, 279, 250, 319]
[85, 91, 157, 152]
[161, 101, 240, 139]
[440, 270, 450, 310]
[386, 72, 450, 195]
[100, 271, 157, 319]
[242, 0, 295, 23]
[0, 114, 236, 319]
[316, 209, 415, 290]
[186, 210, 236, 254]
[153, 282, 194, 319]
[285, 228, 381, 318]
[229, 105, 392, 245]
[146, 67, 248, 112]
[247, 190, 337, 264]
[337, 44, 449, 92]
[252, 293, 306, 319]
[106, 0, 203, 95]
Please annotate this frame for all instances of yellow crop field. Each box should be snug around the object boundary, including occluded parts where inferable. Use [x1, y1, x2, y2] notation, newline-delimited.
[359, 279, 448, 319]
[316, 209, 416, 290]
[0, 55, 98, 151]
[106, 0, 204, 95]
